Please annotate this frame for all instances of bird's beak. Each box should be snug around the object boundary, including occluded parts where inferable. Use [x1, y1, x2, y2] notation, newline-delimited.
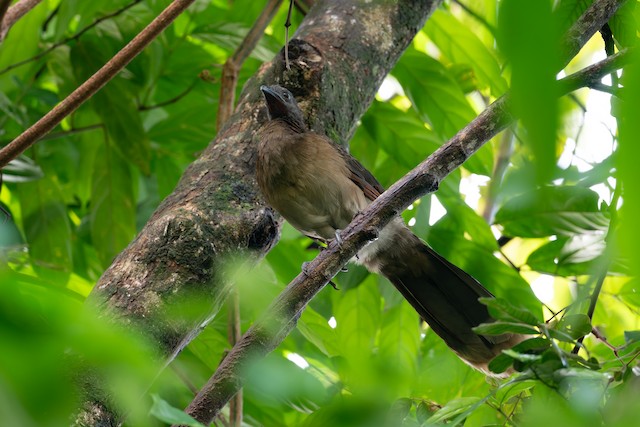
[260, 85, 288, 119]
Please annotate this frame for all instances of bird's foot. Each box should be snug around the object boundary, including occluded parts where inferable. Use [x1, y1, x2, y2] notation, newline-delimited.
[301, 261, 311, 276]
[334, 229, 343, 246]
[331, 230, 349, 272]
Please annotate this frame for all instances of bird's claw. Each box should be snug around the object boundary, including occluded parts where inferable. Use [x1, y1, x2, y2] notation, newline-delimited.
[334, 229, 343, 246]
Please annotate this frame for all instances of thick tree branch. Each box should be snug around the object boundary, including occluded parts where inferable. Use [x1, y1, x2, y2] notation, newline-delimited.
[0, 0, 195, 169]
[217, 2, 295, 422]
[0, 0, 42, 42]
[559, 0, 625, 69]
[77, 0, 439, 424]
[180, 3, 628, 423]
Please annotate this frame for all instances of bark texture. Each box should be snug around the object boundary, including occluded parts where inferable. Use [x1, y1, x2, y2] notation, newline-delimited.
[76, 0, 440, 424]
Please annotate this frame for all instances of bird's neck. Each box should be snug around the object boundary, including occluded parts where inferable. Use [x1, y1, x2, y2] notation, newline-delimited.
[257, 120, 304, 179]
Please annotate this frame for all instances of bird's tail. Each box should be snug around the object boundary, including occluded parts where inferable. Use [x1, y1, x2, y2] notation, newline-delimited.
[357, 219, 521, 371]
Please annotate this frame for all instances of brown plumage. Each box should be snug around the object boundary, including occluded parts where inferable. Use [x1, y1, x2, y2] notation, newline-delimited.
[256, 85, 522, 371]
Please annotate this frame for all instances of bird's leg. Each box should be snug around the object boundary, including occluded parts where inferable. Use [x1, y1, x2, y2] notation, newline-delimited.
[333, 230, 343, 246]
[332, 231, 348, 272]
[307, 234, 348, 272]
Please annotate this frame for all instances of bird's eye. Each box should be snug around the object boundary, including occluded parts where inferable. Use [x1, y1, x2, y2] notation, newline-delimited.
[283, 92, 290, 100]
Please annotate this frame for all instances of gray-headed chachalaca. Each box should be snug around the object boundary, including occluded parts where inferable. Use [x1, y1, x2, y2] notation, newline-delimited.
[256, 85, 522, 371]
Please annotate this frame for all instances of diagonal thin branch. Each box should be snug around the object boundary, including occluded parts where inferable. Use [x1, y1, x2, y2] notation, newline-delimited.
[0, 0, 11, 30]
[0, 0, 142, 76]
[0, 0, 196, 169]
[217, 0, 283, 130]
[0, 0, 42, 42]
[179, 5, 629, 424]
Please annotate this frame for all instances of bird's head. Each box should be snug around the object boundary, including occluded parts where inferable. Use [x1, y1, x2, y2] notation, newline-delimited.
[260, 85, 306, 131]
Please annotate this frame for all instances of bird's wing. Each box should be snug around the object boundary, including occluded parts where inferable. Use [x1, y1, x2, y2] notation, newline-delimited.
[337, 146, 385, 201]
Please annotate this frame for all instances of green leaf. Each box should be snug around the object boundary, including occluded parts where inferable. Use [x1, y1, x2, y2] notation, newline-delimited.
[479, 298, 542, 325]
[554, 314, 592, 340]
[360, 101, 442, 170]
[489, 337, 551, 374]
[609, 0, 638, 48]
[417, 400, 438, 424]
[335, 263, 370, 291]
[495, 186, 609, 237]
[147, 101, 215, 153]
[393, 49, 493, 177]
[298, 307, 339, 357]
[18, 176, 72, 283]
[187, 324, 229, 370]
[527, 235, 626, 276]
[70, 36, 151, 174]
[0, 4, 48, 90]
[389, 397, 413, 421]
[192, 22, 281, 62]
[488, 353, 515, 374]
[394, 49, 476, 138]
[501, 349, 543, 363]
[436, 195, 499, 251]
[334, 276, 381, 362]
[620, 279, 640, 308]
[55, 0, 131, 39]
[378, 302, 420, 383]
[426, 397, 482, 425]
[473, 321, 539, 336]
[149, 394, 204, 427]
[499, 0, 559, 185]
[554, 0, 594, 35]
[428, 227, 541, 316]
[624, 330, 640, 344]
[243, 353, 328, 412]
[153, 154, 183, 199]
[425, 9, 507, 96]
[618, 31, 640, 278]
[90, 145, 136, 268]
[494, 379, 536, 404]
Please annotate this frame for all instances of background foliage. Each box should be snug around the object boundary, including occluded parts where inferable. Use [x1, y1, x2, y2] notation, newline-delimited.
[1, 0, 640, 426]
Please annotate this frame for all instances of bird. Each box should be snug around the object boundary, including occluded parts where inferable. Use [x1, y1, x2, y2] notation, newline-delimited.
[255, 84, 522, 372]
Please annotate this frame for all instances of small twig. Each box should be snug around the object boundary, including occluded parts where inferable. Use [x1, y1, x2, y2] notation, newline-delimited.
[39, 123, 104, 141]
[227, 289, 243, 427]
[171, 364, 200, 395]
[216, 0, 282, 129]
[139, 82, 196, 111]
[41, 4, 60, 33]
[0, 0, 43, 42]
[0, 0, 142, 76]
[497, 248, 519, 272]
[600, 23, 619, 87]
[284, 0, 294, 71]
[588, 82, 617, 94]
[0, 0, 198, 169]
[591, 327, 621, 357]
